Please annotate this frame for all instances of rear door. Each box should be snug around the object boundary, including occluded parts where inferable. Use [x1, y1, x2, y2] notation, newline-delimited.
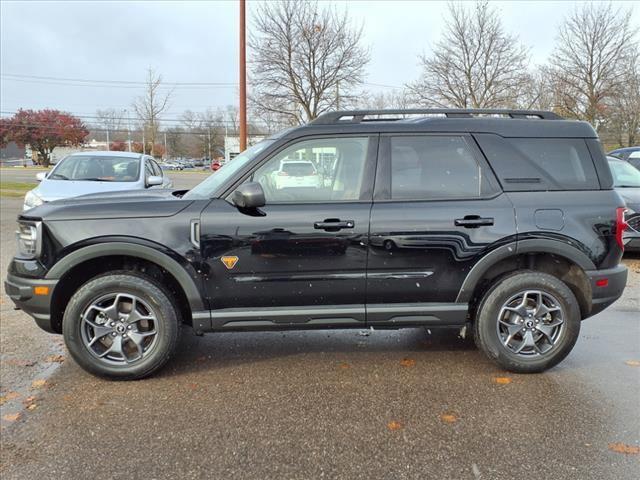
[366, 134, 516, 325]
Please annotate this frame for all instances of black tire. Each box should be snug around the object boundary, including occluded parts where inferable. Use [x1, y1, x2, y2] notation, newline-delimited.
[63, 272, 180, 380]
[473, 271, 581, 373]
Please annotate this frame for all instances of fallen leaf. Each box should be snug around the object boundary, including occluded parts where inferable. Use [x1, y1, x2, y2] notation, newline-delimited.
[23, 396, 37, 410]
[2, 412, 22, 422]
[0, 391, 20, 405]
[338, 362, 351, 370]
[493, 376, 512, 385]
[440, 412, 459, 424]
[387, 421, 403, 431]
[31, 379, 47, 389]
[45, 354, 65, 364]
[5, 359, 37, 367]
[188, 383, 198, 390]
[608, 443, 640, 455]
[624, 360, 640, 367]
[399, 358, 416, 368]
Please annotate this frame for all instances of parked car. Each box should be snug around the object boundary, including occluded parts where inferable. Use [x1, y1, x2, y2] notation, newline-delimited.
[608, 156, 640, 251]
[608, 146, 640, 170]
[23, 151, 172, 210]
[271, 160, 322, 191]
[6, 109, 629, 379]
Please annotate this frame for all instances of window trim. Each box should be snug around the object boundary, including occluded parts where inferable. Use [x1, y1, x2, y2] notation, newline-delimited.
[373, 133, 501, 203]
[223, 134, 380, 205]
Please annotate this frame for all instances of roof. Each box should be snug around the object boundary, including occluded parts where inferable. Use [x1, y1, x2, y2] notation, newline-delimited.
[287, 109, 598, 139]
[68, 150, 144, 158]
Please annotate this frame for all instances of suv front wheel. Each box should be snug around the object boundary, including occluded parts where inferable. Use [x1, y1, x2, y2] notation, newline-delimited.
[63, 272, 180, 380]
[474, 271, 581, 373]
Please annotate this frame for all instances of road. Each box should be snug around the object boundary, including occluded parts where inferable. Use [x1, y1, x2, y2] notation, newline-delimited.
[1, 177, 639, 479]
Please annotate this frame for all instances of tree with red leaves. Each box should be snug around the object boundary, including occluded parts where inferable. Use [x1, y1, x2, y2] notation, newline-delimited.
[109, 140, 128, 151]
[3, 109, 88, 166]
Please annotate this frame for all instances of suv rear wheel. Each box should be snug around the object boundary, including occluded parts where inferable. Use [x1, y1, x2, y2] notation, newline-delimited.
[474, 271, 581, 373]
[63, 272, 180, 380]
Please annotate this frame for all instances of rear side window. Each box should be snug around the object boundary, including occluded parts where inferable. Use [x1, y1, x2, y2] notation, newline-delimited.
[390, 136, 492, 200]
[475, 134, 599, 191]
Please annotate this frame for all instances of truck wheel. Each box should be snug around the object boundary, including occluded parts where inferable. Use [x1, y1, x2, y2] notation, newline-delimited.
[63, 272, 180, 380]
[474, 271, 581, 373]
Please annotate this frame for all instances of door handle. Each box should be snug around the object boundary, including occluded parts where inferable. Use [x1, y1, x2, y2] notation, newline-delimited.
[314, 219, 355, 231]
[454, 215, 494, 228]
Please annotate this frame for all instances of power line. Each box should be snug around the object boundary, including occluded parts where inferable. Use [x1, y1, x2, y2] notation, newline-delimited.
[2, 72, 404, 90]
[1, 73, 237, 87]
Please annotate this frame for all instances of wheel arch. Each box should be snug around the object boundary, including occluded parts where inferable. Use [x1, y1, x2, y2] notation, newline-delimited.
[47, 243, 205, 333]
[457, 240, 594, 319]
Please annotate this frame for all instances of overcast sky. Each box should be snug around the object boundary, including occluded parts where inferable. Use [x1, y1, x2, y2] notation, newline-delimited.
[1, 0, 638, 122]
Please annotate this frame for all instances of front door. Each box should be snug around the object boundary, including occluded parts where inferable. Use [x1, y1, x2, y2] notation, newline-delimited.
[367, 134, 516, 324]
[200, 135, 378, 329]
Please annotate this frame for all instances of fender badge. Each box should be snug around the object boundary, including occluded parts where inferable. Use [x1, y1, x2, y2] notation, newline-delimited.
[221, 256, 239, 270]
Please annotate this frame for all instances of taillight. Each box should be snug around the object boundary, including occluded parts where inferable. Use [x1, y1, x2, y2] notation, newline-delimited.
[615, 207, 628, 250]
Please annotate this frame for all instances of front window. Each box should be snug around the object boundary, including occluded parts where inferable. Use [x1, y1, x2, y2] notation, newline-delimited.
[249, 137, 369, 203]
[609, 160, 640, 188]
[184, 140, 274, 199]
[49, 155, 141, 182]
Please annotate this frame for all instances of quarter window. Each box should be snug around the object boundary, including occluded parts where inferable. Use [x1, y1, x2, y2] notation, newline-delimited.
[250, 137, 369, 203]
[390, 136, 488, 200]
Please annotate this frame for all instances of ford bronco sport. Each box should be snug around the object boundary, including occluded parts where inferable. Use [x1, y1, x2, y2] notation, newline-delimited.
[5, 109, 629, 379]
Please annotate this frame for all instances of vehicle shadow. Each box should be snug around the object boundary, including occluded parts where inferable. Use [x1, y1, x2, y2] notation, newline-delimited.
[156, 326, 482, 379]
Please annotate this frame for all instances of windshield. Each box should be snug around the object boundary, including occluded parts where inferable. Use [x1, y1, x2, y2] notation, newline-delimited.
[184, 140, 275, 199]
[50, 155, 141, 182]
[608, 160, 640, 188]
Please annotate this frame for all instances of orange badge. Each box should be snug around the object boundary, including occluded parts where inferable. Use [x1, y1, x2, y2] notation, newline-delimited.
[221, 256, 239, 270]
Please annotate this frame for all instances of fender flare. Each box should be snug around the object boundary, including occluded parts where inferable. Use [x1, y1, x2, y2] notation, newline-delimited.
[455, 239, 596, 303]
[46, 242, 205, 311]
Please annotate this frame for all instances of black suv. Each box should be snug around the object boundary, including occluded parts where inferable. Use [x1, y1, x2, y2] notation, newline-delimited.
[5, 109, 629, 379]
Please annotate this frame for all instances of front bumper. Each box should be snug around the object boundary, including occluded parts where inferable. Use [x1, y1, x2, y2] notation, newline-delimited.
[4, 273, 58, 333]
[586, 264, 628, 318]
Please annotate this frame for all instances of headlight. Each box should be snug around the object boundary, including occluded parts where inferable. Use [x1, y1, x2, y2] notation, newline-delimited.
[16, 221, 42, 259]
[24, 190, 44, 210]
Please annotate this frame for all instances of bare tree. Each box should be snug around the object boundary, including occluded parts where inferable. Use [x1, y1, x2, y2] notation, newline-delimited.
[606, 59, 640, 147]
[408, 2, 529, 109]
[133, 68, 172, 155]
[249, 0, 369, 124]
[549, 3, 638, 130]
[354, 89, 414, 110]
[95, 108, 126, 143]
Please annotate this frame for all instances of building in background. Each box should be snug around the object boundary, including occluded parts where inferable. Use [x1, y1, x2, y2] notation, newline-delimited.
[224, 135, 265, 163]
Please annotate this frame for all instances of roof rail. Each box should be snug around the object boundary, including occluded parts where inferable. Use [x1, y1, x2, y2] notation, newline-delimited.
[311, 109, 563, 124]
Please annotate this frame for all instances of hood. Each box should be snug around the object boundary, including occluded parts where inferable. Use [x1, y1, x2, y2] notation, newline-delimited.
[34, 179, 139, 202]
[616, 187, 640, 212]
[21, 188, 194, 221]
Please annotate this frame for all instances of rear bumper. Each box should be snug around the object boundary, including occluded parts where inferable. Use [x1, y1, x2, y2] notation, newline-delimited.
[4, 273, 58, 333]
[586, 264, 628, 318]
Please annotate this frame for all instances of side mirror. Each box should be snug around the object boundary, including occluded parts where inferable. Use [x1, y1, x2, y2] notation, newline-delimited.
[36, 172, 47, 182]
[232, 182, 266, 209]
[146, 175, 163, 187]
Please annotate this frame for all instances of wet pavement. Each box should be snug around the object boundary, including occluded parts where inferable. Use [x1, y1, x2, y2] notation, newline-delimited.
[1, 178, 639, 479]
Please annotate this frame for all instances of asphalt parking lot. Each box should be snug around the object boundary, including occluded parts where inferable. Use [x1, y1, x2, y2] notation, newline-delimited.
[0, 168, 638, 479]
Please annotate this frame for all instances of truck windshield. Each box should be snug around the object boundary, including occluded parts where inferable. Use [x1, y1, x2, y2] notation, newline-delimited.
[184, 140, 275, 199]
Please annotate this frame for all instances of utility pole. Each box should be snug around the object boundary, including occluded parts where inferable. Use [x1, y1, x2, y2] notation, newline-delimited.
[164, 132, 168, 160]
[142, 132, 145, 154]
[239, 0, 247, 152]
[208, 129, 212, 160]
[336, 80, 341, 110]
[106, 127, 110, 151]
[125, 109, 132, 152]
